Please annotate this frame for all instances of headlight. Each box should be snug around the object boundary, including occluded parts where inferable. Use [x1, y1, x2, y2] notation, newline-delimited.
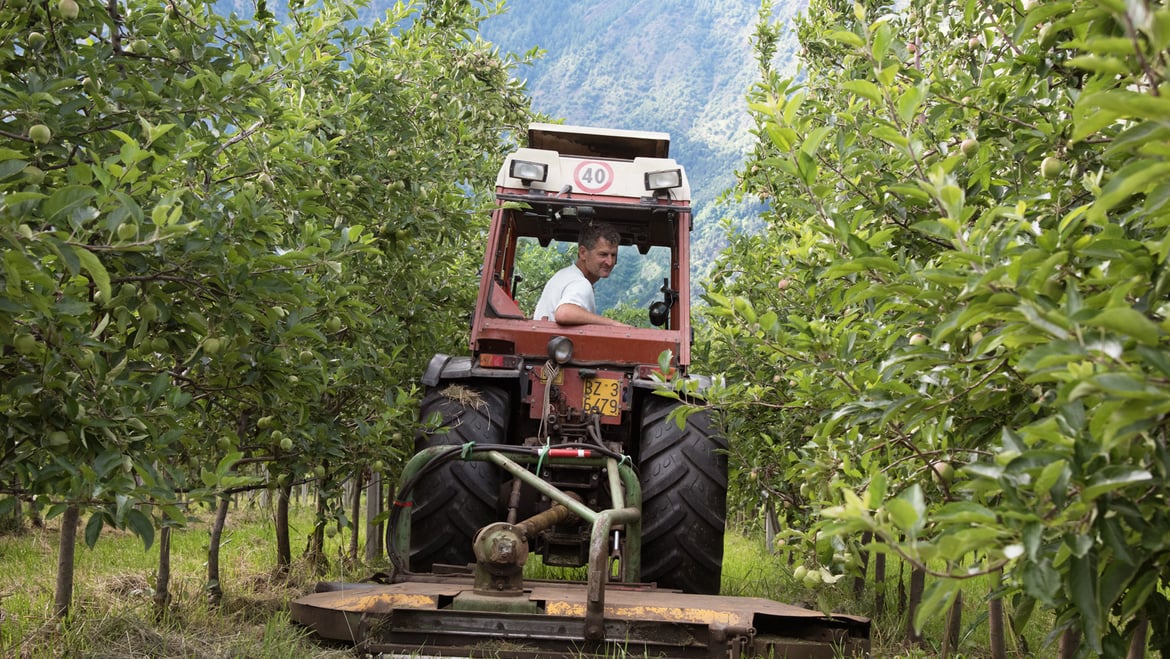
[510, 159, 548, 184]
[547, 336, 573, 364]
[644, 168, 682, 191]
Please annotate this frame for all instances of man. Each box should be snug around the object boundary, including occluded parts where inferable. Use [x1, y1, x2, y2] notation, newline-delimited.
[533, 223, 628, 326]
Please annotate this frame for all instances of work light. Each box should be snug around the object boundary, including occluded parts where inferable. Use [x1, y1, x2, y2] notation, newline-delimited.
[644, 168, 682, 191]
[510, 159, 548, 184]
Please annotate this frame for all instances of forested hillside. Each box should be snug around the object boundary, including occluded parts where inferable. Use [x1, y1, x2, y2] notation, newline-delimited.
[480, 0, 806, 284]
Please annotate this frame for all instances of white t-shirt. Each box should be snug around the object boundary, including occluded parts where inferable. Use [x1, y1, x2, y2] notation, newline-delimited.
[533, 264, 594, 321]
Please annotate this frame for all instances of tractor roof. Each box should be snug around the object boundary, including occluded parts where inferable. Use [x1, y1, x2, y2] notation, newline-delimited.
[527, 123, 670, 160]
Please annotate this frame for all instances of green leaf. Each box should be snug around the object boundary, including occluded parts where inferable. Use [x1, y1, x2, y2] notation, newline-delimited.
[1034, 459, 1067, 495]
[1023, 559, 1061, 606]
[887, 484, 925, 537]
[885, 498, 919, 534]
[1084, 307, 1160, 345]
[825, 30, 865, 48]
[72, 246, 112, 303]
[1068, 552, 1103, 654]
[43, 185, 97, 223]
[896, 83, 925, 125]
[125, 508, 155, 551]
[913, 579, 958, 633]
[840, 80, 881, 104]
[85, 512, 104, 549]
[933, 501, 997, 525]
[657, 349, 673, 375]
[1065, 54, 1132, 76]
[1089, 161, 1170, 223]
[1121, 570, 1158, 619]
[1080, 467, 1153, 501]
[0, 159, 29, 180]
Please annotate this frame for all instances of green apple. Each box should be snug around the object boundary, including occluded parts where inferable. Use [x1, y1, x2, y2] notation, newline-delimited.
[76, 349, 95, 368]
[909, 333, 928, 346]
[217, 436, 233, 451]
[279, 436, 293, 451]
[1041, 156, 1064, 179]
[139, 302, 158, 322]
[14, 334, 37, 355]
[28, 31, 46, 49]
[22, 165, 45, 184]
[116, 222, 137, 240]
[931, 460, 955, 484]
[203, 337, 222, 354]
[257, 415, 274, 429]
[960, 137, 979, 158]
[48, 430, 69, 446]
[313, 465, 326, 479]
[298, 349, 314, 364]
[130, 39, 149, 55]
[58, 0, 79, 19]
[28, 124, 51, 144]
[326, 316, 342, 332]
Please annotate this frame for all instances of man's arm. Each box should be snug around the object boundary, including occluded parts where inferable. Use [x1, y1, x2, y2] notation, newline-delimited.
[553, 303, 627, 327]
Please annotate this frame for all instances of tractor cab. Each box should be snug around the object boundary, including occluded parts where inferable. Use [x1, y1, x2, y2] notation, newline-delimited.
[470, 123, 694, 369]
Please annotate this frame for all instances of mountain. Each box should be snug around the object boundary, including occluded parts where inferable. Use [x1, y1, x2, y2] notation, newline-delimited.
[480, 0, 805, 290]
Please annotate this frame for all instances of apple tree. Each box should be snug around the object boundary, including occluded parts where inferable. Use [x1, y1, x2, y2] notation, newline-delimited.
[1, 0, 531, 613]
[699, 0, 1170, 652]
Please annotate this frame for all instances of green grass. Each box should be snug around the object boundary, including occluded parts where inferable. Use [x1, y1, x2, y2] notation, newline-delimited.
[0, 502, 356, 658]
[721, 533, 1060, 658]
[1, 504, 1059, 658]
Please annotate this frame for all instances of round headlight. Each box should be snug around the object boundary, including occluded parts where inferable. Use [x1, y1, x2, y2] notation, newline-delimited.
[547, 336, 573, 364]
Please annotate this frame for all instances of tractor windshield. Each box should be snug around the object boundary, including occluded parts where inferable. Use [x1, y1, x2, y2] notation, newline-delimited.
[512, 238, 672, 327]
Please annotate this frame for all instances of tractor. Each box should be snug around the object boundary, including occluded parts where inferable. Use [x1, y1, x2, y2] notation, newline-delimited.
[290, 124, 869, 657]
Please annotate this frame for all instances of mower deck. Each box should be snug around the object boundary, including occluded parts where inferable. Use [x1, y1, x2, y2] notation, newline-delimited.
[290, 573, 869, 658]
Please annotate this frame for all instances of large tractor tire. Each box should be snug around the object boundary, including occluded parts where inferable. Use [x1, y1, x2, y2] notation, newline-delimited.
[637, 396, 728, 595]
[407, 383, 509, 571]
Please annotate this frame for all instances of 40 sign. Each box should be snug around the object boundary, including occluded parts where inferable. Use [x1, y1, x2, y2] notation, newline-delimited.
[573, 160, 614, 194]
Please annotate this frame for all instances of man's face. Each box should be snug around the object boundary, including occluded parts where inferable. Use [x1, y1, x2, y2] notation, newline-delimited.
[577, 238, 618, 284]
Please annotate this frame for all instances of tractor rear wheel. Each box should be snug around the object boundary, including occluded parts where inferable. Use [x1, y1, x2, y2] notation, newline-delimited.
[407, 383, 509, 571]
[637, 396, 728, 595]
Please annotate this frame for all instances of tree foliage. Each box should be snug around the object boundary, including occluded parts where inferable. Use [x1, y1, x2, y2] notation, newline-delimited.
[1, 0, 530, 564]
[700, 0, 1170, 652]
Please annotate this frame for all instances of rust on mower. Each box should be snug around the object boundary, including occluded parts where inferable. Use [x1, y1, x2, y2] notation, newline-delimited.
[292, 576, 869, 658]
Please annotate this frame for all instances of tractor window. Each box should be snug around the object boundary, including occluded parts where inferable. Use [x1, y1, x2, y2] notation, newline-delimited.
[513, 237, 672, 328]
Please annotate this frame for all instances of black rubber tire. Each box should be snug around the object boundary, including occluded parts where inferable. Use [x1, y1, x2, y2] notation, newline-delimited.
[637, 395, 728, 595]
[407, 383, 509, 571]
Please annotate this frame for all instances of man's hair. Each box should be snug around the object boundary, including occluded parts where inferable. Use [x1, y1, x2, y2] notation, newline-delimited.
[579, 222, 621, 250]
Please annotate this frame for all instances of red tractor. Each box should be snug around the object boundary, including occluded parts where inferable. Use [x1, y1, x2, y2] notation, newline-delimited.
[412, 123, 726, 595]
[291, 125, 869, 657]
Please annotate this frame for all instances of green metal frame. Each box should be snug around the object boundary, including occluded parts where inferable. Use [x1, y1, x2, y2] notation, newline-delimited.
[389, 446, 643, 641]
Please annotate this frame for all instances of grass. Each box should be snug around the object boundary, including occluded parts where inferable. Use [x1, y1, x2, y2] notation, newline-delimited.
[721, 533, 1060, 658]
[1, 502, 1059, 658]
[0, 501, 355, 658]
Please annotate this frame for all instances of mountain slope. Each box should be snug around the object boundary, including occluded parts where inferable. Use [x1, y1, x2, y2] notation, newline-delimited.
[480, 0, 805, 283]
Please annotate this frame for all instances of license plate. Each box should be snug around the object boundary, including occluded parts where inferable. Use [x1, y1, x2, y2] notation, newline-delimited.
[583, 378, 621, 417]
